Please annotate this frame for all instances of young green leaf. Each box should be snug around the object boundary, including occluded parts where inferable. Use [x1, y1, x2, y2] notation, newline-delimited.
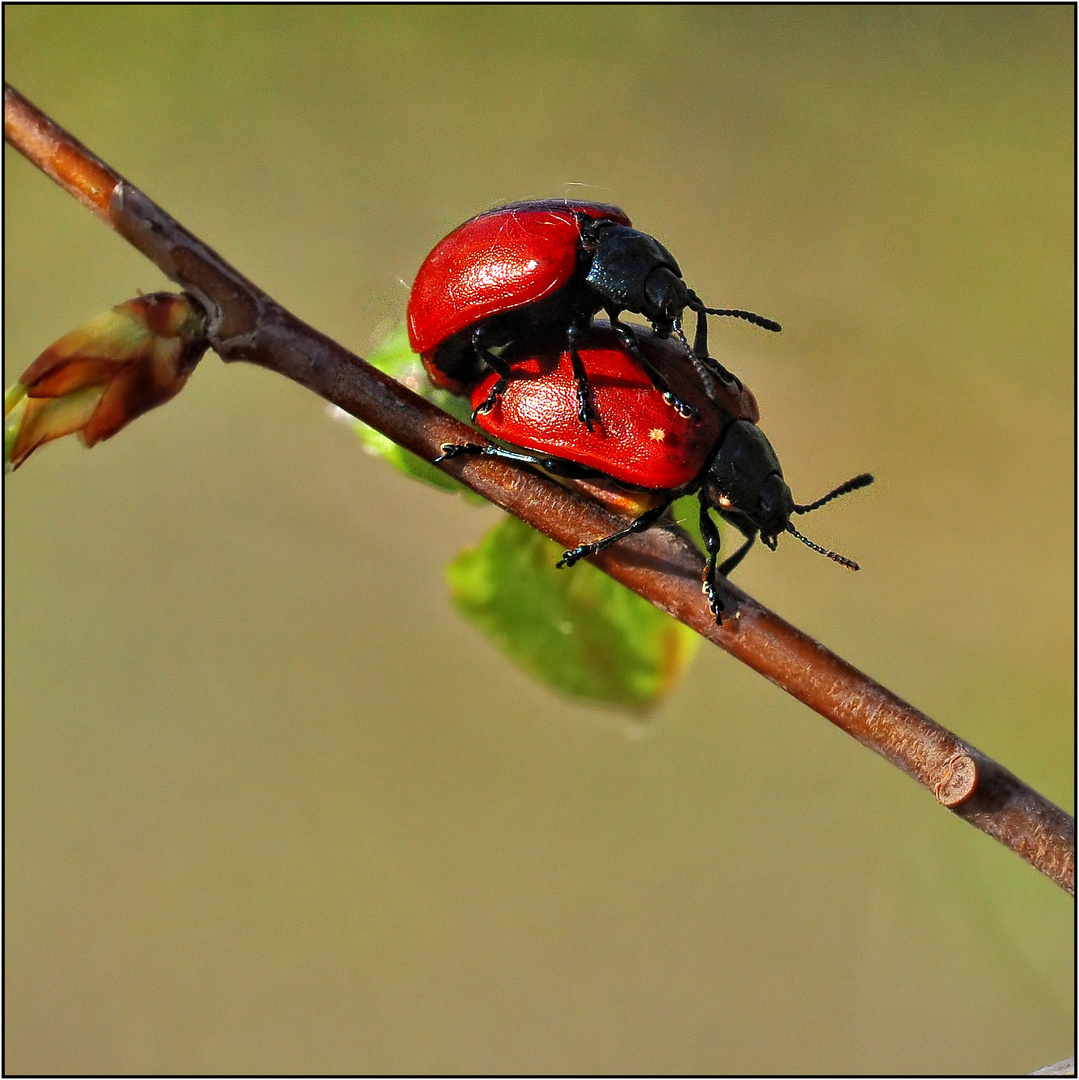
[343, 324, 483, 500]
[447, 515, 700, 711]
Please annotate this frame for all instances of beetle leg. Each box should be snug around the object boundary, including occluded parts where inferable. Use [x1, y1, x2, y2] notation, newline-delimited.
[434, 441, 609, 480]
[673, 319, 722, 400]
[608, 313, 701, 422]
[435, 442, 533, 466]
[706, 359, 743, 393]
[697, 493, 725, 624]
[717, 521, 757, 577]
[470, 324, 515, 418]
[692, 306, 709, 360]
[565, 323, 597, 430]
[684, 292, 745, 392]
[557, 495, 675, 569]
[690, 308, 744, 391]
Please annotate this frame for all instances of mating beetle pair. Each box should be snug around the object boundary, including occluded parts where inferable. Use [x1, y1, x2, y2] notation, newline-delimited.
[408, 200, 871, 621]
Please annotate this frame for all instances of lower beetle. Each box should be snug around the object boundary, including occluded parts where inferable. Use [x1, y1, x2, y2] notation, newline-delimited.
[435, 323, 872, 622]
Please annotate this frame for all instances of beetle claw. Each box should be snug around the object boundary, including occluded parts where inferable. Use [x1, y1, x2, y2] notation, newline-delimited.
[470, 378, 507, 421]
[433, 442, 479, 464]
[702, 577, 726, 625]
[665, 393, 700, 422]
[711, 363, 743, 392]
[557, 548, 585, 569]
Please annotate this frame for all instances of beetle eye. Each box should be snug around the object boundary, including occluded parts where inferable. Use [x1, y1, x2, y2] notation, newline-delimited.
[756, 474, 793, 533]
[757, 484, 778, 521]
[644, 267, 687, 320]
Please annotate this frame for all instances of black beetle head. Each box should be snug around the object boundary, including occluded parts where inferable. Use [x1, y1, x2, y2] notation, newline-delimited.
[705, 421, 873, 568]
[585, 225, 686, 328]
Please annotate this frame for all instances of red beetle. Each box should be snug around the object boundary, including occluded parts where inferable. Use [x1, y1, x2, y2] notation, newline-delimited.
[407, 199, 780, 428]
[436, 324, 871, 622]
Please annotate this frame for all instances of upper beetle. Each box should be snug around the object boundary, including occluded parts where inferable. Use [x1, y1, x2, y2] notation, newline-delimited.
[407, 199, 781, 428]
[435, 323, 871, 623]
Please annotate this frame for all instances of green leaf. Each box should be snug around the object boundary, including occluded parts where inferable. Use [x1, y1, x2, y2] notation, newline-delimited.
[670, 492, 704, 550]
[345, 323, 483, 501]
[447, 515, 701, 712]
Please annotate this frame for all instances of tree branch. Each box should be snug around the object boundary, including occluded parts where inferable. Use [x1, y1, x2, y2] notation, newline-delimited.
[6, 83, 1074, 895]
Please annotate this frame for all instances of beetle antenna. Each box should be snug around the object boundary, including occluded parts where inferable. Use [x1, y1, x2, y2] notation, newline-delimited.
[673, 323, 692, 355]
[786, 473, 872, 570]
[793, 473, 874, 514]
[686, 293, 782, 334]
[785, 523, 861, 570]
[705, 307, 782, 333]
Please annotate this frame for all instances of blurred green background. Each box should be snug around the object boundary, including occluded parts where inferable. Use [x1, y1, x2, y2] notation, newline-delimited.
[4, 7, 1073, 1074]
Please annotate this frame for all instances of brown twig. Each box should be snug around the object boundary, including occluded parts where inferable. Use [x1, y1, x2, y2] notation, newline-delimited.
[6, 83, 1074, 895]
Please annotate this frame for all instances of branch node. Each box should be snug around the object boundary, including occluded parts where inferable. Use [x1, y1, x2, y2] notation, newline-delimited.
[935, 752, 978, 807]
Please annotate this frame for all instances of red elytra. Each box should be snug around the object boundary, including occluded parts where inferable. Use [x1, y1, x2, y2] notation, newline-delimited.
[469, 323, 759, 491]
[407, 200, 630, 390]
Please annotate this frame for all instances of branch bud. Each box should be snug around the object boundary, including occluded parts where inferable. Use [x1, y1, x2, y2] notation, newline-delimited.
[5, 292, 208, 471]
